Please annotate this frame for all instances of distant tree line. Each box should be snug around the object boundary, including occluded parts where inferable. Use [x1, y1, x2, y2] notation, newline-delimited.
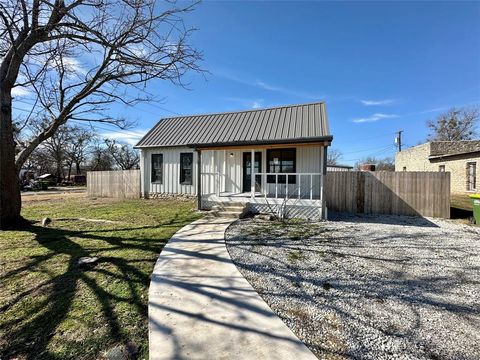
[18, 123, 139, 182]
[327, 148, 395, 171]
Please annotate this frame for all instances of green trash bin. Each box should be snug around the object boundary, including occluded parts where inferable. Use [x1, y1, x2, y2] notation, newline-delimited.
[470, 194, 480, 224]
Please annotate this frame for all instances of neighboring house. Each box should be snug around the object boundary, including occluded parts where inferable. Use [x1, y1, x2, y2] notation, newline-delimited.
[395, 141, 480, 193]
[135, 102, 332, 219]
[327, 164, 353, 172]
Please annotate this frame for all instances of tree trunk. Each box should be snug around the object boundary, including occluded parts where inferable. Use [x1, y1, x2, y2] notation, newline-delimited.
[0, 87, 22, 228]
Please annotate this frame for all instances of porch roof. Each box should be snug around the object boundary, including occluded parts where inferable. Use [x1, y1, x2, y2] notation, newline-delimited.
[135, 102, 332, 148]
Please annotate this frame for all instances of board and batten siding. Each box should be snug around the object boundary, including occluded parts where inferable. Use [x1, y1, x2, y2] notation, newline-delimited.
[140, 147, 198, 196]
[140, 145, 325, 196]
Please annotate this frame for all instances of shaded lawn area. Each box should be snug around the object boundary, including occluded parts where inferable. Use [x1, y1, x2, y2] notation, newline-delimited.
[0, 197, 200, 360]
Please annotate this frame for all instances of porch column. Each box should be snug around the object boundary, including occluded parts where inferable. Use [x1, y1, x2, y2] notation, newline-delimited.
[251, 149, 255, 199]
[223, 150, 227, 195]
[215, 151, 220, 197]
[140, 149, 146, 198]
[321, 146, 328, 220]
[196, 149, 202, 210]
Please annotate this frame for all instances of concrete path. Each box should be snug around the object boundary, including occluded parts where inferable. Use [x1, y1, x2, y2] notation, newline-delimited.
[149, 217, 316, 360]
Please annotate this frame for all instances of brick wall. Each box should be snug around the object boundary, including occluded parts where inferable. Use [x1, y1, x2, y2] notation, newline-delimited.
[395, 142, 480, 193]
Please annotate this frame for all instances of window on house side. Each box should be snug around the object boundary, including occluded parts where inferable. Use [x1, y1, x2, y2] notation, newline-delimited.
[180, 153, 193, 185]
[151, 154, 163, 183]
[439, 165, 445, 172]
[403, 167, 406, 171]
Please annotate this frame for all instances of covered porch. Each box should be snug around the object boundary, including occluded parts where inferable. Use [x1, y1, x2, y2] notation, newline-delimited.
[196, 142, 328, 219]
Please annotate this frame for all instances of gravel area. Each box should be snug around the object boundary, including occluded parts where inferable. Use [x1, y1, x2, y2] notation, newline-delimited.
[225, 214, 480, 360]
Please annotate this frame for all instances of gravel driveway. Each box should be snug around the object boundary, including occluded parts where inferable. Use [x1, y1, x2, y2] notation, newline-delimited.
[225, 214, 480, 360]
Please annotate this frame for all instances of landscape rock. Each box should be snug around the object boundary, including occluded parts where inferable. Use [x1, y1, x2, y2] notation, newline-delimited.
[76, 256, 99, 269]
[254, 213, 275, 221]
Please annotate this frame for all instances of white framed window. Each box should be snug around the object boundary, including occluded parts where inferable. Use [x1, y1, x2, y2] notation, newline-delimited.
[151, 154, 163, 184]
[180, 153, 193, 185]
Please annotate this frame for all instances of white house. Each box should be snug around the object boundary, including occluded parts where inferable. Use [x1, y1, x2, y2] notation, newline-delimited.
[135, 102, 333, 220]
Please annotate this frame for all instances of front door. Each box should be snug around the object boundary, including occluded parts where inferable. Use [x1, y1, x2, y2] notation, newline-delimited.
[243, 152, 262, 192]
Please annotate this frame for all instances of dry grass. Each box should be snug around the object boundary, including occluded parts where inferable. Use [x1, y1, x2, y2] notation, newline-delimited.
[0, 197, 200, 360]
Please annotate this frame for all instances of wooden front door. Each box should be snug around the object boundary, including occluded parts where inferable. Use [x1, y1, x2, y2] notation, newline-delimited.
[243, 152, 262, 192]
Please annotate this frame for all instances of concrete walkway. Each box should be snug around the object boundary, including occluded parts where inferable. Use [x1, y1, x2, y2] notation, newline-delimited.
[149, 217, 316, 360]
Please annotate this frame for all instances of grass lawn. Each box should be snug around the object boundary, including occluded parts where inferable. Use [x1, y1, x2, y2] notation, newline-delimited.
[0, 197, 200, 360]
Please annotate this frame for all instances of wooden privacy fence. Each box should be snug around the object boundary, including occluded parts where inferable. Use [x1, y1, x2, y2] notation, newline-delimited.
[87, 170, 141, 199]
[325, 171, 451, 218]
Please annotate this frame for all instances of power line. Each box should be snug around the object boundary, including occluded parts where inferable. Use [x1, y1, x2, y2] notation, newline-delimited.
[13, 96, 181, 118]
[341, 145, 397, 162]
[12, 105, 145, 138]
[341, 143, 397, 155]
[69, 120, 146, 137]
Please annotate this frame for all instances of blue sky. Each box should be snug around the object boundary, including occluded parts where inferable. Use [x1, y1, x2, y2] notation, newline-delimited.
[19, 1, 480, 165]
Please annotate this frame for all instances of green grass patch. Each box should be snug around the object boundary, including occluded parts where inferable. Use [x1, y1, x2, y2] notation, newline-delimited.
[287, 250, 304, 262]
[0, 197, 200, 360]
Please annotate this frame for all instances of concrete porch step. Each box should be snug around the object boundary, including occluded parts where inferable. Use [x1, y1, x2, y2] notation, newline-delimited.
[211, 211, 244, 219]
[208, 202, 248, 219]
[212, 205, 245, 212]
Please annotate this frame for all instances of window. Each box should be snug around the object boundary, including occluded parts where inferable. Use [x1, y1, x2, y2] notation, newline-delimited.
[467, 162, 477, 191]
[151, 154, 163, 183]
[439, 165, 445, 172]
[403, 167, 407, 172]
[267, 148, 296, 184]
[180, 153, 193, 185]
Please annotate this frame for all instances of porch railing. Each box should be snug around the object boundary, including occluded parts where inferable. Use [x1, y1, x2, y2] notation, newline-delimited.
[200, 171, 324, 201]
[253, 172, 323, 201]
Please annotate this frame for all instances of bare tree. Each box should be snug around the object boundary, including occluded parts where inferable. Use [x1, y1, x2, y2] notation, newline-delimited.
[40, 123, 71, 182]
[327, 148, 342, 165]
[105, 139, 139, 170]
[65, 126, 93, 176]
[354, 156, 395, 171]
[427, 107, 479, 141]
[88, 140, 114, 171]
[0, 0, 202, 226]
[25, 147, 54, 175]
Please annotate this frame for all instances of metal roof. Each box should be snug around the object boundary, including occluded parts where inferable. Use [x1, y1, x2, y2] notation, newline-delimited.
[135, 102, 331, 148]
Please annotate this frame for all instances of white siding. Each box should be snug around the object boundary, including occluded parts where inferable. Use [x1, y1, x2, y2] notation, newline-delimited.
[140, 145, 324, 198]
[141, 147, 197, 195]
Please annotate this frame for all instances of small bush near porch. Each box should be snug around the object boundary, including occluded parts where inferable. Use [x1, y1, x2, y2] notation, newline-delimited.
[0, 197, 199, 359]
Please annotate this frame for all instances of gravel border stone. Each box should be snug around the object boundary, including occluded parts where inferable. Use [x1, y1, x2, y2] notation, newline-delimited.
[225, 213, 480, 360]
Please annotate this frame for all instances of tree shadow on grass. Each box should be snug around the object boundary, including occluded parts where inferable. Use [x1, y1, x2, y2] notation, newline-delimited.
[0, 218, 188, 360]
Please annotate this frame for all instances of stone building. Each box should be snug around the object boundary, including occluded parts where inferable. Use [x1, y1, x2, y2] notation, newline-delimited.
[395, 141, 480, 194]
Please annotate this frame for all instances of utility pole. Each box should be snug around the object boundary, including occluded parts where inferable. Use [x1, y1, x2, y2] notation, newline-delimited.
[395, 130, 403, 152]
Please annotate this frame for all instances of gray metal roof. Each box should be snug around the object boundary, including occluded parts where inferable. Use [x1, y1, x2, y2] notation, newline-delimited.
[135, 102, 331, 148]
